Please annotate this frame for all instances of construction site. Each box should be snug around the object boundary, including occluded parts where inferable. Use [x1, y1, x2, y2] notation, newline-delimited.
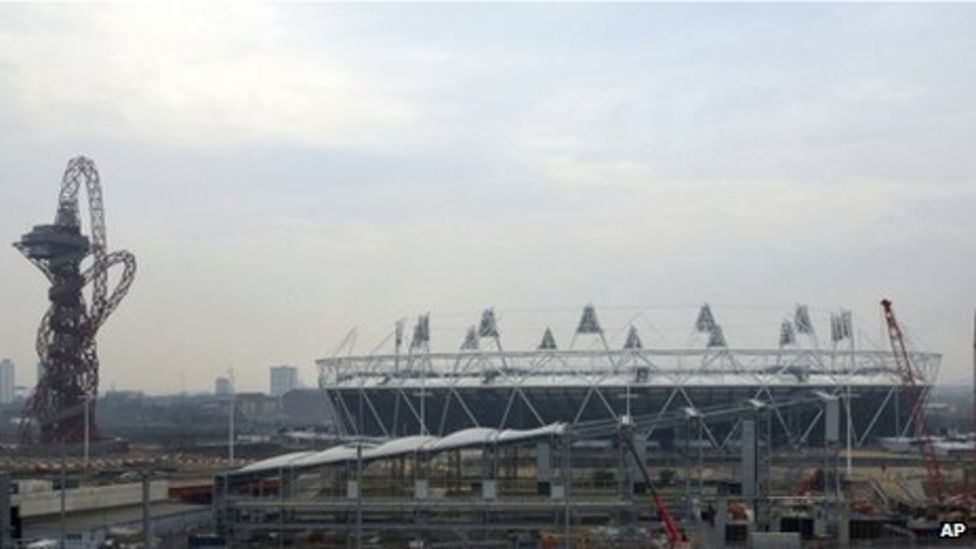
[2, 158, 974, 549]
[215, 303, 976, 547]
[4, 0, 976, 546]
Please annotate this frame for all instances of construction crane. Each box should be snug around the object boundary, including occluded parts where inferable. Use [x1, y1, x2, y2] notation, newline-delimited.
[794, 468, 824, 497]
[620, 425, 683, 546]
[880, 299, 944, 502]
[14, 157, 136, 443]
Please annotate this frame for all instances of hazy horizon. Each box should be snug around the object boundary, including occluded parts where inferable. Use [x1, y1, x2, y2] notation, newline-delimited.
[1, 4, 975, 394]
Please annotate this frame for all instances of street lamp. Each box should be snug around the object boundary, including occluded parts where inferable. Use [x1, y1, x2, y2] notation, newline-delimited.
[83, 391, 93, 468]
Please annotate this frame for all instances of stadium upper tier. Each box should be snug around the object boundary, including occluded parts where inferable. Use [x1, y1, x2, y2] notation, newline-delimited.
[319, 348, 938, 389]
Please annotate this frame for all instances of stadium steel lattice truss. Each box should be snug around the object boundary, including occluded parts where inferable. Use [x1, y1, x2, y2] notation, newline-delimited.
[318, 304, 940, 449]
[14, 157, 136, 444]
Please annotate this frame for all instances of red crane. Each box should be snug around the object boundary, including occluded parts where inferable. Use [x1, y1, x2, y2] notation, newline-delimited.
[621, 430, 683, 546]
[972, 310, 976, 490]
[794, 468, 824, 497]
[880, 299, 944, 502]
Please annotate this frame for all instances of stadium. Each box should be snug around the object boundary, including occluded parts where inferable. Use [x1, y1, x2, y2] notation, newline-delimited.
[317, 304, 940, 449]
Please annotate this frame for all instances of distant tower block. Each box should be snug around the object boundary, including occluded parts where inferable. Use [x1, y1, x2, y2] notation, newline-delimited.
[270, 365, 300, 397]
[14, 157, 136, 444]
[215, 376, 233, 397]
[0, 359, 14, 404]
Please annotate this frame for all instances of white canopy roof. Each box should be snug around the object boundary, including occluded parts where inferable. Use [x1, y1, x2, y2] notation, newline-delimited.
[234, 423, 566, 476]
[290, 444, 365, 468]
[365, 435, 439, 461]
[237, 451, 317, 473]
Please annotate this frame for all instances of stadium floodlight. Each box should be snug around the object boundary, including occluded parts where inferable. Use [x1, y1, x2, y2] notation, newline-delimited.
[707, 325, 727, 348]
[780, 321, 796, 346]
[478, 308, 499, 338]
[795, 304, 813, 334]
[577, 304, 603, 335]
[695, 303, 716, 333]
[538, 327, 558, 350]
[461, 326, 479, 351]
[410, 314, 430, 351]
[624, 326, 643, 350]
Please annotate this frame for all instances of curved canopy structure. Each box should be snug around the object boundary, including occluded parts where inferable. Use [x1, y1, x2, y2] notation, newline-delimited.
[236, 423, 566, 476]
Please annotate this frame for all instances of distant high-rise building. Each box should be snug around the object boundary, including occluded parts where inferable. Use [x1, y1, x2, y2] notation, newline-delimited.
[215, 376, 233, 396]
[270, 365, 299, 397]
[0, 359, 15, 404]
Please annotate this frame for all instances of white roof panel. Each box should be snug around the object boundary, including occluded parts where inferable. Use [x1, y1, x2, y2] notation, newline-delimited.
[290, 444, 364, 468]
[234, 423, 568, 475]
[425, 428, 497, 453]
[497, 423, 565, 443]
[363, 435, 438, 461]
[237, 451, 316, 474]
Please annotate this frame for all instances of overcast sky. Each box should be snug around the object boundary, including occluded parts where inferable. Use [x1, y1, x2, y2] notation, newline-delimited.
[0, 4, 974, 393]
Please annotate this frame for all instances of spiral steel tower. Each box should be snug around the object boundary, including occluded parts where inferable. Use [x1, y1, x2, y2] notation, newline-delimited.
[14, 157, 136, 444]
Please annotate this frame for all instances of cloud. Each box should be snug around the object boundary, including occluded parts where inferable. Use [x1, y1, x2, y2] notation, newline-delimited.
[1, 4, 975, 391]
[0, 5, 426, 150]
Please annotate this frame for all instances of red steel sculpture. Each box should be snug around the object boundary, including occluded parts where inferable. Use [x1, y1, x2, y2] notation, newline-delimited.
[14, 157, 136, 443]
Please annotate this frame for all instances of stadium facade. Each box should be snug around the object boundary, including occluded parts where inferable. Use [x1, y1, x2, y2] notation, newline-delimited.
[317, 304, 940, 449]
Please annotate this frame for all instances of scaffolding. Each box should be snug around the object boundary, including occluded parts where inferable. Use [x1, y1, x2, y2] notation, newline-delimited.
[216, 394, 842, 547]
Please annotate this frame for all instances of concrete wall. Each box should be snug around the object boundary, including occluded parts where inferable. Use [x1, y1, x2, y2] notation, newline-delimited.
[15, 479, 53, 494]
[750, 532, 801, 549]
[14, 480, 169, 518]
[25, 506, 212, 549]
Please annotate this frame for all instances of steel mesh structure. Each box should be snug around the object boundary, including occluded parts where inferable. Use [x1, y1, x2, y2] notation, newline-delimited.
[14, 157, 136, 444]
[318, 305, 939, 449]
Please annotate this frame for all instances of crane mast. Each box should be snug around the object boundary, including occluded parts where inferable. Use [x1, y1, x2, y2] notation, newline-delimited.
[621, 426, 682, 546]
[880, 299, 944, 502]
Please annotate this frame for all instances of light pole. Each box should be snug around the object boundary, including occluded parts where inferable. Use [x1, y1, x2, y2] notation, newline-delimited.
[356, 443, 363, 549]
[58, 422, 66, 549]
[683, 406, 702, 522]
[228, 368, 236, 467]
[746, 398, 769, 531]
[83, 392, 92, 468]
[142, 469, 152, 548]
[845, 316, 855, 477]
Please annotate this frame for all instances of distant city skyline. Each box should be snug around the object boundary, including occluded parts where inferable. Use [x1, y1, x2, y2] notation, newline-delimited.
[1, 4, 974, 393]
